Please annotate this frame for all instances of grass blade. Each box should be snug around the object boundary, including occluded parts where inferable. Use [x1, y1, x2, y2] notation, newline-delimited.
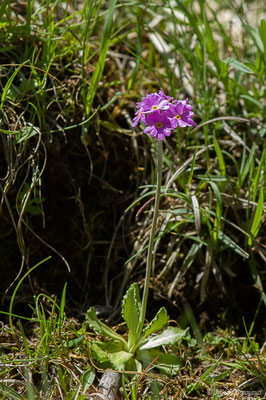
[127, 15, 142, 91]
[0, 60, 29, 117]
[58, 282, 67, 337]
[84, 0, 117, 117]
[82, 0, 117, 144]
[223, 57, 255, 74]
[248, 182, 264, 246]
[191, 194, 201, 235]
[251, 145, 265, 202]
[239, 143, 257, 189]
[0, 383, 24, 400]
[9, 257, 52, 336]
[18, 320, 32, 357]
[213, 136, 226, 192]
[208, 181, 222, 246]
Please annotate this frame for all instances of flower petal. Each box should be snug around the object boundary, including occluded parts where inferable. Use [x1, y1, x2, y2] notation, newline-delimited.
[157, 133, 165, 140]
[164, 129, 171, 136]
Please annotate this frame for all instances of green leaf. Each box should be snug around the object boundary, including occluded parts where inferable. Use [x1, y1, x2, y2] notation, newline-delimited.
[139, 327, 189, 350]
[64, 334, 85, 348]
[141, 307, 169, 340]
[251, 147, 265, 202]
[14, 124, 40, 144]
[108, 346, 134, 371]
[259, 19, 266, 63]
[122, 283, 141, 348]
[91, 340, 132, 371]
[82, 0, 117, 145]
[205, 16, 220, 72]
[58, 283, 67, 338]
[187, 150, 197, 189]
[125, 357, 143, 373]
[137, 348, 181, 376]
[19, 78, 38, 93]
[81, 368, 96, 392]
[0, 60, 29, 117]
[213, 136, 226, 192]
[218, 232, 249, 259]
[86, 307, 126, 344]
[18, 320, 31, 357]
[91, 341, 111, 366]
[84, 0, 116, 117]
[239, 143, 257, 189]
[208, 181, 222, 245]
[9, 257, 52, 336]
[240, 94, 264, 109]
[0, 128, 21, 135]
[223, 57, 255, 74]
[127, 16, 142, 91]
[248, 183, 264, 246]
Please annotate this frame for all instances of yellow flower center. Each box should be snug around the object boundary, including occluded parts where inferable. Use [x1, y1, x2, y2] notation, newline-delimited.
[175, 114, 181, 120]
[156, 122, 163, 128]
[152, 105, 158, 110]
[138, 110, 142, 116]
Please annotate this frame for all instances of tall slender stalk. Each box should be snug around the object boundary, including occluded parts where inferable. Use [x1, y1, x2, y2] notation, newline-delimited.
[201, 0, 210, 165]
[137, 140, 163, 337]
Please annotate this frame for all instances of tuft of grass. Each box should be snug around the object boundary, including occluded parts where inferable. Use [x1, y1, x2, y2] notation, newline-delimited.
[1, 284, 95, 399]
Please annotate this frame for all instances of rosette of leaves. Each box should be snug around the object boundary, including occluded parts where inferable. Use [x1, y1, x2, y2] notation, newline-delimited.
[86, 283, 188, 375]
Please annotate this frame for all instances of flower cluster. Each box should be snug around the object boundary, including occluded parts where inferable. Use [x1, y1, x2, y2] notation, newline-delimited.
[132, 90, 198, 140]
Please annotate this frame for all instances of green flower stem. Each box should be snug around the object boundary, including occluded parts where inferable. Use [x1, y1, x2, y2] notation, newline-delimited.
[137, 140, 163, 338]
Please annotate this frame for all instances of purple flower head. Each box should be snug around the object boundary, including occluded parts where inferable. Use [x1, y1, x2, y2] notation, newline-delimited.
[132, 91, 198, 137]
[144, 110, 173, 140]
[166, 100, 198, 128]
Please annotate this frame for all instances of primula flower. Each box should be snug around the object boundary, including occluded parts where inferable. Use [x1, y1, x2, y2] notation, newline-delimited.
[132, 91, 198, 139]
[143, 110, 173, 140]
[166, 100, 198, 128]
